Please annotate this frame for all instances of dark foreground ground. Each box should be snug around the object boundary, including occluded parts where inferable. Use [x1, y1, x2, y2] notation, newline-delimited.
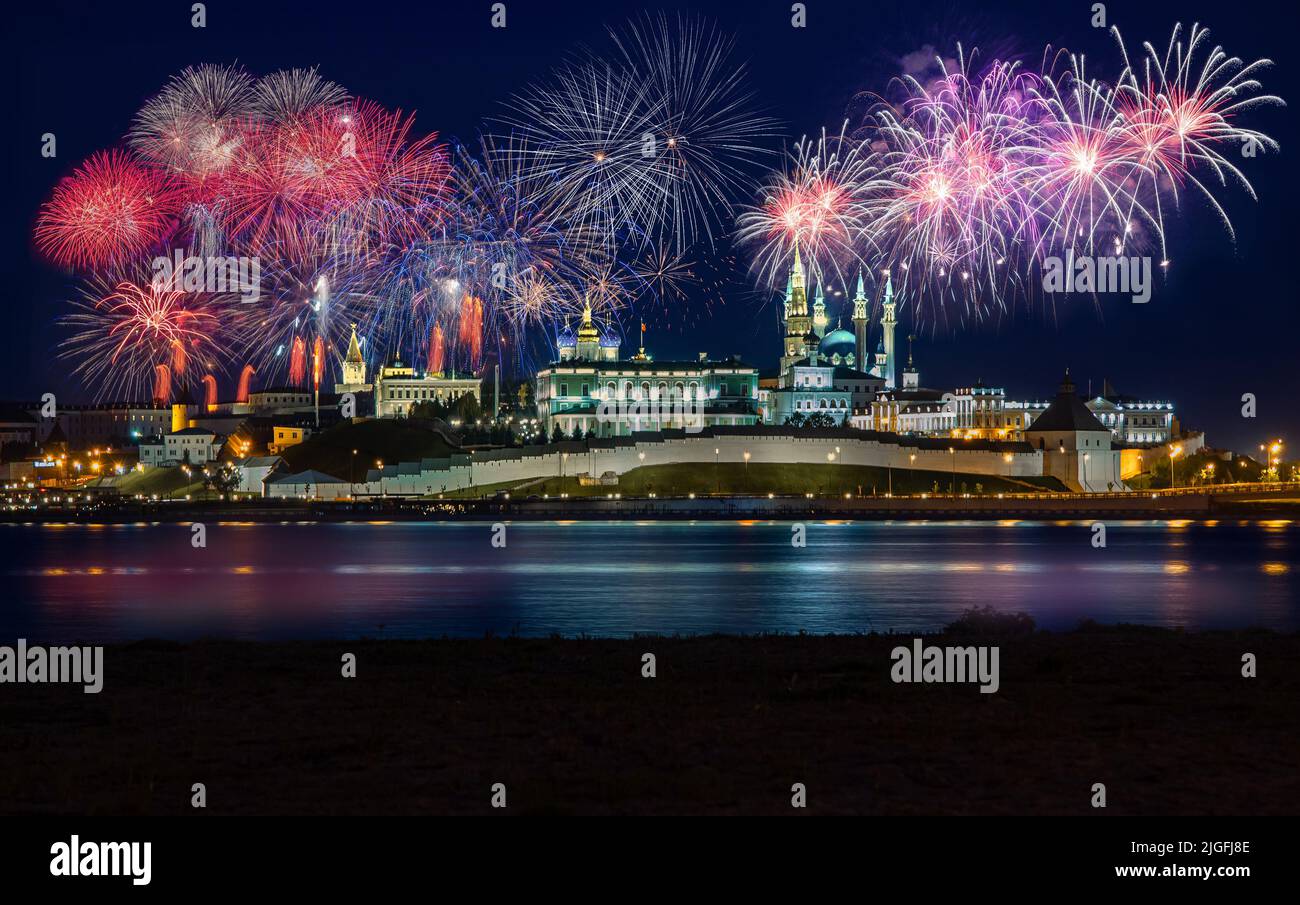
[1, 627, 1297, 815]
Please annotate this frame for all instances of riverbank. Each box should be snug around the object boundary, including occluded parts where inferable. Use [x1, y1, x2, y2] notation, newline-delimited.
[5, 484, 1300, 523]
[2, 626, 1295, 815]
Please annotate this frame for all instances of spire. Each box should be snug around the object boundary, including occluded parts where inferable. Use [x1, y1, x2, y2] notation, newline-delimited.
[907, 334, 915, 369]
[344, 323, 363, 363]
[814, 281, 824, 303]
[883, 273, 894, 307]
[854, 271, 866, 301]
[791, 239, 805, 291]
[1059, 368, 1075, 396]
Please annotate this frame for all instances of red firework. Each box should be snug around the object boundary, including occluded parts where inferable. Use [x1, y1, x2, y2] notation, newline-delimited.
[236, 364, 256, 403]
[337, 100, 451, 244]
[35, 150, 183, 270]
[427, 322, 445, 374]
[288, 336, 307, 385]
[456, 294, 484, 368]
[220, 119, 325, 254]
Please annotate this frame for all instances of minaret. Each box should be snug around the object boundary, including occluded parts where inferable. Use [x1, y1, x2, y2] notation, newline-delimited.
[873, 337, 888, 379]
[781, 241, 812, 379]
[812, 281, 827, 339]
[881, 273, 897, 389]
[851, 271, 869, 366]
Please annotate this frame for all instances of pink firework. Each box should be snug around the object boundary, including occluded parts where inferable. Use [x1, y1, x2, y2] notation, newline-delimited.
[35, 151, 183, 270]
[736, 124, 888, 291]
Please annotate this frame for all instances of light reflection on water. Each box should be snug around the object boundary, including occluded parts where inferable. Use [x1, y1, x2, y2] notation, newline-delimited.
[1, 520, 1296, 641]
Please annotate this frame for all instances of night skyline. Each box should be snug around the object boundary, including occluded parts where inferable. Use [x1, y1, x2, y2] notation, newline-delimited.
[4, 0, 1300, 843]
[5, 0, 1296, 452]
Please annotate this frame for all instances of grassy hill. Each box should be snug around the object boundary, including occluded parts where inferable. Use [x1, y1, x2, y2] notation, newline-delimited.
[280, 418, 461, 481]
[444, 462, 1065, 498]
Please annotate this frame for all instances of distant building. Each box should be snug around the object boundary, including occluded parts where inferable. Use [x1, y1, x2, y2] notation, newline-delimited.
[374, 355, 480, 418]
[1025, 371, 1124, 492]
[244, 388, 313, 414]
[535, 304, 760, 438]
[0, 407, 38, 452]
[235, 455, 286, 495]
[767, 356, 853, 425]
[19, 403, 171, 448]
[864, 351, 955, 434]
[164, 427, 220, 465]
[264, 469, 351, 499]
[334, 323, 374, 396]
[268, 425, 311, 454]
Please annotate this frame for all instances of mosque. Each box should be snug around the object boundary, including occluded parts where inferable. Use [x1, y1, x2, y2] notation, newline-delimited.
[762, 244, 894, 425]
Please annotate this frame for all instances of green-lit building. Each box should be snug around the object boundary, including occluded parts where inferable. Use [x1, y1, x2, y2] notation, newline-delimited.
[534, 304, 761, 438]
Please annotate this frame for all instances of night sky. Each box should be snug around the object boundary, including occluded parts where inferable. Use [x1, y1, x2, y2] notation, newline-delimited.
[4, 0, 1296, 451]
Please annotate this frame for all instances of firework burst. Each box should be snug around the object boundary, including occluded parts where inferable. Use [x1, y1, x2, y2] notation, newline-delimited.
[35, 150, 184, 271]
[59, 277, 231, 402]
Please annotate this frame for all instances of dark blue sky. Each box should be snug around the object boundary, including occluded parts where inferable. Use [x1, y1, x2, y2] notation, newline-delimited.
[4, 0, 1296, 451]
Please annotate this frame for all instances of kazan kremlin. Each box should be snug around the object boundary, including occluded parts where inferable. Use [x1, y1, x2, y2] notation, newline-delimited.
[2, 248, 1198, 500]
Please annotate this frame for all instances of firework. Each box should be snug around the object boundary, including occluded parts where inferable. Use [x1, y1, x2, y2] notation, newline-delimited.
[59, 278, 231, 402]
[35, 150, 184, 270]
[746, 24, 1283, 320]
[128, 64, 255, 180]
[1111, 22, 1284, 241]
[608, 13, 776, 251]
[736, 123, 890, 293]
[331, 100, 450, 247]
[250, 68, 349, 122]
[500, 13, 772, 253]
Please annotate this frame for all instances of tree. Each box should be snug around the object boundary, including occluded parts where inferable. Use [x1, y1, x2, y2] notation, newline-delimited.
[783, 413, 806, 428]
[410, 399, 449, 422]
[807, 412, 835, 428]
[550, 423, 565, 443]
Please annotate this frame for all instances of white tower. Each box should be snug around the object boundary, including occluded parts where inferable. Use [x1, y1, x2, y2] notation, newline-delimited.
[881, 274, 897, 389]
[812, 282, 828, 339]
[851, 272, 869, 365]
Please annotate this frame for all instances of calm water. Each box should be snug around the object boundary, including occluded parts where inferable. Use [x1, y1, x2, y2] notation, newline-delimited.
[1, 520, 1296, 641]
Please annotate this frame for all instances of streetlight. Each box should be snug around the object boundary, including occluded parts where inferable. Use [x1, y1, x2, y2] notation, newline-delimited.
[948, 447, 956, 496]
[826, 451, 835, 496]
[743, 450, 751, 492]
[1169, 444, 1182, 489]
[909, 453, 916, 495]
[351, 449, 358, 498]
[715, 447, 720, 494]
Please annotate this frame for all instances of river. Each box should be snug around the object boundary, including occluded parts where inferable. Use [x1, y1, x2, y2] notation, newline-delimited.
[1, 519, 1295, 641]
